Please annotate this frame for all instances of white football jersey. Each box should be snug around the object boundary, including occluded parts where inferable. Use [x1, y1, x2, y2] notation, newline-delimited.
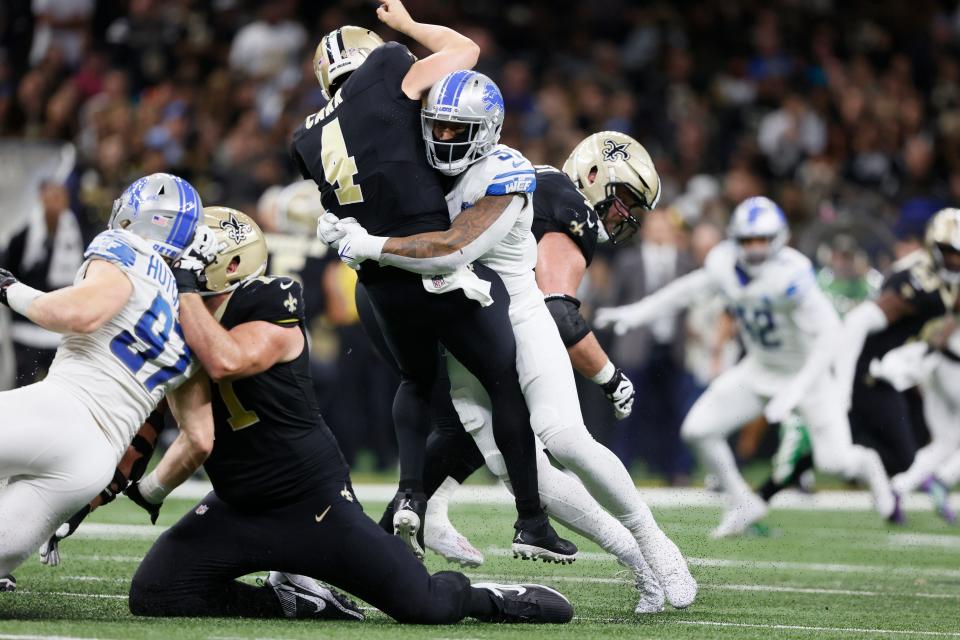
[46, 229, 194, 454]
[445, 145, 537, 295]
[704, 241, 826, 374]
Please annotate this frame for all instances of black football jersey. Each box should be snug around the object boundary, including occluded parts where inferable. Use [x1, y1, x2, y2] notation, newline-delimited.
[530, 165, 600, 266]
[203, 276, 349, 508]
[264, 233, 331, 328]
[857, 250, 959, 378]
[290, 42, 450, 249]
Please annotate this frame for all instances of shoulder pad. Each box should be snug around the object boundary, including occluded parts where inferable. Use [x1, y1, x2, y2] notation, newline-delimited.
[704, 241, 737, 275]
[84, 230, 148, 268]
[480, 146, 536, 196]
[233, 276, 305, 326]
[777, 250, 817, 300]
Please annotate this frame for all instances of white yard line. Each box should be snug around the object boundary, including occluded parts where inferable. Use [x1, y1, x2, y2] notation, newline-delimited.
[675, 620, 960, 637]
[481, 547, 960, 578]
[465, 572, 959, 600]
[167, 481, 960, 512]
[0, 635, 102, 640]
[16, 591, 126, 600]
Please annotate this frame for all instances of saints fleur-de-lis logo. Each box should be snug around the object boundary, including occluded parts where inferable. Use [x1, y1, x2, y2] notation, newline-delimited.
[220, 213, 251, 244]
[284, 292, 298, 313]
[569, 220, 586, 237]
[602, 139, 630, 162]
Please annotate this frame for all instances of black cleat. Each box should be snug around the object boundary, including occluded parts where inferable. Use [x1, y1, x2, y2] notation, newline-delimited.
[392, 490, 427, 560]
[0, 575, 15, 592]
[472, 582, 574, 624]
[265, 572, 364, 620]
[512, 515, 578, 564]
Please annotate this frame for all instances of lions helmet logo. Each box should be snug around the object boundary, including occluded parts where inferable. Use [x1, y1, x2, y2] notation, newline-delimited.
[220, 212, 251, 245]
[601, 139, 630, 162]
[481, 82, 504, 114]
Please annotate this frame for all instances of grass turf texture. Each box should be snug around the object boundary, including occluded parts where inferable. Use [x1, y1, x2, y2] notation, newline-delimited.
[1, 495, 958, 639]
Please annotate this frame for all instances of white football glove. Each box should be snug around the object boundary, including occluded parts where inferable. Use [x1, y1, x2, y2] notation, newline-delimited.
[173, 225, 217, 294]
[337, 225, 387, 271]
[600, 368, 635, 419]
[594, 306, 640, 336]
[317, 212, 353, 248]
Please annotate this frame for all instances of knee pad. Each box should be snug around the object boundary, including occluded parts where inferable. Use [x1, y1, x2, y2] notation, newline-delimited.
[530, 406, 581, 449]
[450, 395, 488, 435]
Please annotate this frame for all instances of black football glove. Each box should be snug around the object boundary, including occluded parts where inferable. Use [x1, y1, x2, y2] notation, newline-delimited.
[124, 482, 163, 525]
[600, 367, 636, 420]
[0, 268, 18, 307]
[39, 504, 92, 567]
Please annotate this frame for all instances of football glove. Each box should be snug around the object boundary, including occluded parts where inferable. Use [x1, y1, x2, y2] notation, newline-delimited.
[317, 212, 351, 248]
[39, 504, 92, 567]
[0, 268, 18, 307]
[337, 224, 385, 271]
[124, 481, 162, 525]
[173, 225, 217, 294]
[600, 368, 635, 419]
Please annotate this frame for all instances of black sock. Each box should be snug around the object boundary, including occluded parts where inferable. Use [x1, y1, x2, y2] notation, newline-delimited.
[759, 453, 814, 502]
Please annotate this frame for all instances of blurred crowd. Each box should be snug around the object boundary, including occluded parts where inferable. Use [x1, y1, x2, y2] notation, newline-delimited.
[2, 0, 959, 481]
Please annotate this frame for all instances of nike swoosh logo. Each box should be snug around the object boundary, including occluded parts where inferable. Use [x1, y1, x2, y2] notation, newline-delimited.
[280, 280, 294, 290]
[511, 160, 524, 168]
[314, 505, 331, 523]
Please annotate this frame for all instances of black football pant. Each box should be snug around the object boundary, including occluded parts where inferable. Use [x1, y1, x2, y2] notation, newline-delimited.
[356, 264, 541, 520]
[849, 377, 917, 475]
[128, 479, 485, 623]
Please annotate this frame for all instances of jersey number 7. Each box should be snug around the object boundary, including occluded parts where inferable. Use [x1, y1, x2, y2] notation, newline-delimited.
[321, 118, 365, 206]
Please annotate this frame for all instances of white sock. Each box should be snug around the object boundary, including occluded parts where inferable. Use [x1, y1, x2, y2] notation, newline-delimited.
[426, 477, 459, 520]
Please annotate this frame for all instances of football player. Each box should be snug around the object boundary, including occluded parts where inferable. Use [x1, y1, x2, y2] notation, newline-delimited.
[870, 319, 959, 522]
[0, 173, 206, 589]
[292, 0, 571, 560]
[325, 73, 696, 610]
[834, 207, 960, 476]
[121, 207, 573, 625]
[596, 197, 896, 538]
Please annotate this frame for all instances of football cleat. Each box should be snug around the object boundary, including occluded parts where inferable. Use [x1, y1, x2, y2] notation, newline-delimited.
[472, 582, 573, 624]
[923, 476, 956, 524]
[392, 490, 427, 560]
[0, 575, 15, 592]
[424, 509, 484, 568]
[265, 571, 364, 621]
[711, 493, 768, 539]
[887, 491, 906, 525]
[511, 514, 578, 564]
[631, 562, 666, 614]
[637, 533, 697, 609]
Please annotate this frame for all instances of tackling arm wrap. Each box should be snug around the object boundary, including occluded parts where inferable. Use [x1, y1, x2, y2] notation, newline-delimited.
[544, 293, 591, 347]
[377, 195, 525, 275]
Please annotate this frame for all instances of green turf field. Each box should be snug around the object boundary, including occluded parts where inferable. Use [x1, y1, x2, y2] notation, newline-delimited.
[1, 494, 958, 640]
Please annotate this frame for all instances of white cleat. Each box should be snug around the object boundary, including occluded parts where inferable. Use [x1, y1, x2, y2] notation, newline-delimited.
[425, 513, 484, 568]
[711, 494, 768, 539]
[632, 562, 665, 614]
[638, 533, 697, 609]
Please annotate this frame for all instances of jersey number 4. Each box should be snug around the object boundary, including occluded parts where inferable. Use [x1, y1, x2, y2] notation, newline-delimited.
[321, 118, 364, 206]
[110, 294, 191, 392]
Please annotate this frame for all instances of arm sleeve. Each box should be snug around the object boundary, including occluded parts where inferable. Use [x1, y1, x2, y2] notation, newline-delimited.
[833, 300, 889, 397]
[377, 195, 525, 275]
[605, 268, 716, 327]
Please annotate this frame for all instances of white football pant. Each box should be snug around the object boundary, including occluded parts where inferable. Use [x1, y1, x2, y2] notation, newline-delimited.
[892, 356, 960, 493]
[0, 381, 116, 576]
[447, 283, 674, 563]
[682, 358, 891, 511]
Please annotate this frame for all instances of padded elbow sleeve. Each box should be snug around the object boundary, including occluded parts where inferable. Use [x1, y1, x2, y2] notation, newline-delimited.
[545, 294, 591, 347]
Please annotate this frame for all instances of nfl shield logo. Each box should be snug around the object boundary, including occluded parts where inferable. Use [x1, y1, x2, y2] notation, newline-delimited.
[195, 504, 209, 516]
[431, 275, 445, 289]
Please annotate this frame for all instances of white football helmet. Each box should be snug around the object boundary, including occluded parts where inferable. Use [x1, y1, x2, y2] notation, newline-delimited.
[422, 70, 505, 176]
[727, 196, 789, 274]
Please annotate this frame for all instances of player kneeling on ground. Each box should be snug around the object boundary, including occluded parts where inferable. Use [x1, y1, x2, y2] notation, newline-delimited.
[117, 207, 572, 624]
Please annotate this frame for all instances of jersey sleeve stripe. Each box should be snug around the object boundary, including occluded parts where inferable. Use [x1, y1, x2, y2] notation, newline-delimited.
[492, 170, 536, 179]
